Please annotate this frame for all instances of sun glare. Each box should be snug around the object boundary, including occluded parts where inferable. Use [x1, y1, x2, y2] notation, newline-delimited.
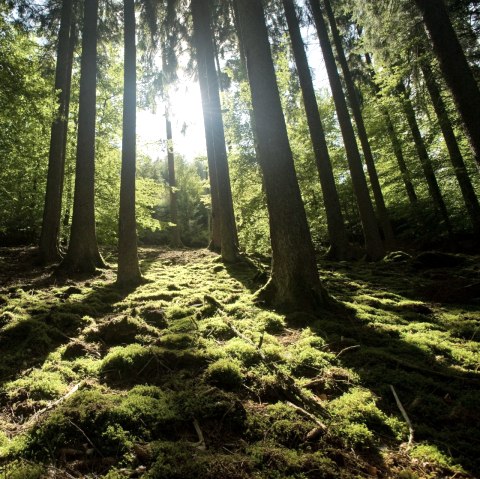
[137, 80, 206, 163]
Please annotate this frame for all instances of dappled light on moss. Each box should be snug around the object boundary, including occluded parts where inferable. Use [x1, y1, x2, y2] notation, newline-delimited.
[0, 247, 479, 477]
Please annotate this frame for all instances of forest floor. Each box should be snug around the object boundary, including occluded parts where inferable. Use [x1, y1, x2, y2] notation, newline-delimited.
[0, 246, 479, 479]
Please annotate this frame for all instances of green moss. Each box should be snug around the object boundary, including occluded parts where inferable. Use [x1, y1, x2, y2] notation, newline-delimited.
[287, 346, 335, 378]
[224, 338, 261, 366]
[257, 312, 286, 334]
[100, 344, 208, 384]
[200, 317, 234, 340]
[158, 333, 195, 349]
[0, 460, 45, 479]
[5, 370, 67, 401]
[410, 444, 460, 471]
[205, 358, 243, 390]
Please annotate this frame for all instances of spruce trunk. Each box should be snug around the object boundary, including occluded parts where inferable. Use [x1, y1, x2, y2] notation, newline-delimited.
[323, 0, 395, 249]
[282, 0, 348, 260]
[235, 0, 327, 312]
[117, 0, 142, 287]
[192, 0, 239, 262]
[415, 0, 480, 170]
[59, 0, 104, 274]
[39, 0, 73, 263]
[166, 111, 183, 247]
[421, 61, 480, 236]
[399, 83, 453, 237]
[308, 0, 384, 260]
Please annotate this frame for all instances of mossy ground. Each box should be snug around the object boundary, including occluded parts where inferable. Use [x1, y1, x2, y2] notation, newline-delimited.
[0, 246, 479, 478]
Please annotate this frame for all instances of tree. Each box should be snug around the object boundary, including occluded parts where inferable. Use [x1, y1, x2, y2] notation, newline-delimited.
[398, 81, 453, 237]
[415, 0, 480, 170]
[59, 0, 105, 273]
[117, 0, 142, 286]
[234, 0, 328, 311]
[38, 0, 74, 263]
[165, 107, 183, 247]
[282, 0, 349, 260]
[191, 0, 239, 262]
[308, 0, 384, 260]
[323, 0, 395, 249]
[421, 58, 480, 236]
[362, 53, 418, 208]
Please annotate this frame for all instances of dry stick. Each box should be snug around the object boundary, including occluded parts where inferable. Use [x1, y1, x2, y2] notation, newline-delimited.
[223, 318, 330, 424]
[390, 385, 414, 447]
[20, 381, 85, 430]
[335, 344, 360, 359]
[193, 419, 206, 450]
[286, 401, 327, 429]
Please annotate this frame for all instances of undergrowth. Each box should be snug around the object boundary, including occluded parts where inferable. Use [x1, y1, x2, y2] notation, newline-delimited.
[0, 246, 479, 478]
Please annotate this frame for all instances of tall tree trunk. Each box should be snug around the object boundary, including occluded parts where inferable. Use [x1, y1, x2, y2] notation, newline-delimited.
[192, 0, 239, 262]
[117, 0, 142, 287]
[60, 22, 76, 244]
[165, 108, 183, 247]
[230, 0, 260, 160]
[363, 52, 418, 207]
[308, 0, 384, 260]
[235, 0, 328, 312]
[323, 0, 395, 249]
[59, 0, 104, 274]
[415, 0, 480, 169]
[399, 82, 453, 237]
[383, 110, 419, 206]
[205, 133, 222, 252]
[282, 0, 349, 260]
[39, 0, 73, 263]
[421, 60, 480, 236]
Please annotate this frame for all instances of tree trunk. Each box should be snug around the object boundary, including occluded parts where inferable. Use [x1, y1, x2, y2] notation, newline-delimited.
[39, 0, 73, 263]
[383, 110, 418, 206]
[58, 0, 105, 274]
[117, 0, 142, 287]
[421, 60, 480, 236]
[192, 0, 239, 262]
[165, 109, 183, 247]
[323, 0, 395, 249]
[363, 52, 418, 207]
[308, 0, 384, 260]
[415, 0, 480, 170]
[234, 0, 328, 312]
[399, 82, 453, 237]
[282, 0, 349, 260]
[230, 0, 261, 161]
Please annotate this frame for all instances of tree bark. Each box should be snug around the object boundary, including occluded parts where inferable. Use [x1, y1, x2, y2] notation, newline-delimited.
[323, 0, 395, 249]
[165, 108, 183, 247]
[282, 0, 349, 260]
[117, 0, 142, 287]
[399, 82, 453, 237]
[39, 0, 73, 263]
[58, 0, 105, 274]
[421, 60, 480, 236]
[235, 0, 328, 312]
[415, 0, 480, 170]
[308, 0, 384, 260]
[192, 0, 239, 262]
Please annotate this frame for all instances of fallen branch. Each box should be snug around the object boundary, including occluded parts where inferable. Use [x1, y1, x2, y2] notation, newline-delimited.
[335, 344, 360, 359]
[19, 381, 85, 431]
[193, 419, 206, 450]
[390, 385, 414, 447]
